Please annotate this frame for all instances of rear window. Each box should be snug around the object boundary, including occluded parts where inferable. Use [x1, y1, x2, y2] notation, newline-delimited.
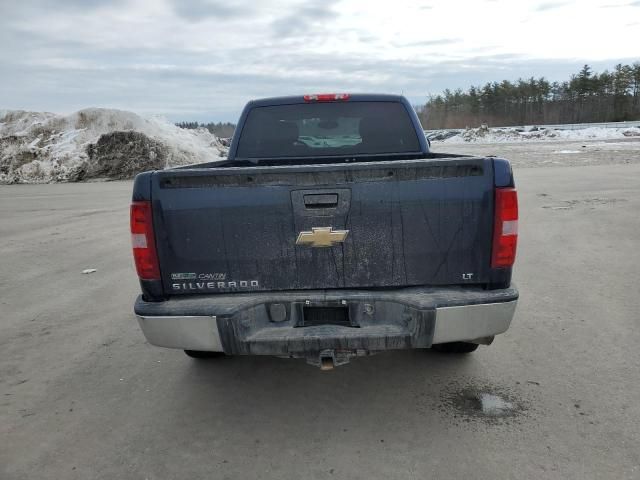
[236, 101, 421, 158]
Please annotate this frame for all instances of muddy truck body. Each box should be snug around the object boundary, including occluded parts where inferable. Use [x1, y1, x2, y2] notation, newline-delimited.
[131, 94, 519, 369]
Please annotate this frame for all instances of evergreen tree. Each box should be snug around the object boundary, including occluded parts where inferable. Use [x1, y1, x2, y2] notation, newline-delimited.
[418, 62, 640, 128]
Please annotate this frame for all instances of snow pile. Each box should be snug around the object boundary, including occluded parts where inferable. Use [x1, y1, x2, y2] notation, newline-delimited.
[428, 125, 640, 144]
[0, 108, 226, 183]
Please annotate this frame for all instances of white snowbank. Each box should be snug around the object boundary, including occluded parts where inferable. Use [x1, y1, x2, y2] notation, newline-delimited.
[0, 108, 226, 183]
[429, 125, 640, 144]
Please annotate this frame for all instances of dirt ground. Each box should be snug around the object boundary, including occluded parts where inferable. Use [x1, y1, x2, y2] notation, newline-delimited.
[1, 139, 639, 479]
[431, 136, 640, 168]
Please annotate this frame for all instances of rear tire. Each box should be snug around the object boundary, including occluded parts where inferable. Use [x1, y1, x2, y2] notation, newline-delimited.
[184, 350, 226, 359]
[432, 342, 479, 354]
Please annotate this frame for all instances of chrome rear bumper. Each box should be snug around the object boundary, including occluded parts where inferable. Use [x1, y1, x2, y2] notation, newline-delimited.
[136, 315, 223, 352]
[433, 301, 516, 344]
[135, 286, 518, 354]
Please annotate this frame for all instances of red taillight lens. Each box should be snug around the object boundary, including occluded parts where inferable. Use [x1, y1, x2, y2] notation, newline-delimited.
[491, 187, 518, 268]
[303, 93, 350, 102]
[130, 201, 160, 280]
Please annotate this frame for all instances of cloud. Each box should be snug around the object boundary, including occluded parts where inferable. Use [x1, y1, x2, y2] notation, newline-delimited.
[1, 0, 638, 121]
[534, 1, 570, 11]
[608, 0, 640, 5]
[169, 0, 245, 21]
[598, 1, 639, 7]
[393, 38, 461, 48]
[270, 0, 339, 37]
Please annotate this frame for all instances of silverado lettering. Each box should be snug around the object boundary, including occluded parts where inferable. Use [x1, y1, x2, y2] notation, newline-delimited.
[172, 281, 259, 290]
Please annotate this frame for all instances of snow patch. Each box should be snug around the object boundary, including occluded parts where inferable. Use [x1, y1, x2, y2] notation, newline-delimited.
[477, 393, 514, 416]
[428, 125, 640, 144]
[0, 108, 226, 184]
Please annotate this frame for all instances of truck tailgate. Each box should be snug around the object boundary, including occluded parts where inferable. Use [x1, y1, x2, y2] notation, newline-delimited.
[150, 158, 495, 295]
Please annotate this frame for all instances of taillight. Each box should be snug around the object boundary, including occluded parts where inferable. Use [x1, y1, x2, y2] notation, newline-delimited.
[130, 201, 160, 280]
[491, 187, 518, 268]
[303, 93, 350, 102]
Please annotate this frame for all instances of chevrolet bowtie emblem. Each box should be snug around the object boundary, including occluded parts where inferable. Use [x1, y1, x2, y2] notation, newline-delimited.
[296, 227, 349, 248]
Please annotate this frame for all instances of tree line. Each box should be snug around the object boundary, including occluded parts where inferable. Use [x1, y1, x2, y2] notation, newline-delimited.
[417, 62, 640, 129]
[175, 121, 236, 138]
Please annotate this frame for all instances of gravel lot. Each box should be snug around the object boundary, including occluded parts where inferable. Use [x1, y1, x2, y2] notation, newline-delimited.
[1, 141, 640, 479]
[431, 136, 640, 168]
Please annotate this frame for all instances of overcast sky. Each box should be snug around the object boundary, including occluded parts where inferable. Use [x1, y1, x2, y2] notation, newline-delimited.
[1, 0, 639, 122]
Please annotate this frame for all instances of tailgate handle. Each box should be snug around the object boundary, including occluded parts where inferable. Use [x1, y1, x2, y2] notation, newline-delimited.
[303, 194, 338, 209]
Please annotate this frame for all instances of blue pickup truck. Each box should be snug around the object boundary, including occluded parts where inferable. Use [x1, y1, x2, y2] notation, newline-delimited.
[130, 93, 518, 369]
